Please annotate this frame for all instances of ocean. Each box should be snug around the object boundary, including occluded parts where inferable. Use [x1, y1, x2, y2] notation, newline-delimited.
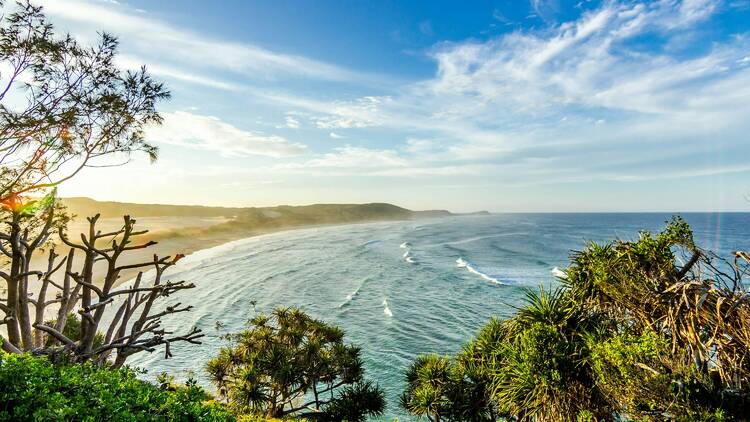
[126, 213, 750, 420]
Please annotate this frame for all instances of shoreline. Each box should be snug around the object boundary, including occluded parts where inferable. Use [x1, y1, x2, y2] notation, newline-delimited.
[107, 216, 457, 289]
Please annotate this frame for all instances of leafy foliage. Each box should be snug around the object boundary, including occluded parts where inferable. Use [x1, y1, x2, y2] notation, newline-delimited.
[207, 307, 384, 420]
[0, 352, 234, 421]
[403, 217, 750, 421]
[0, 0, 169, 203]
[401, 353, 496, 422]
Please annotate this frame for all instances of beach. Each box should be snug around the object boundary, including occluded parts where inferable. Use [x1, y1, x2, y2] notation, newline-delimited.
[60, 215, 257, 288]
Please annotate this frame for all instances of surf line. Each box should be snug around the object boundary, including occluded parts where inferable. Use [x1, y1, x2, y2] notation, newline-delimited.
[456, 257, 505, 285]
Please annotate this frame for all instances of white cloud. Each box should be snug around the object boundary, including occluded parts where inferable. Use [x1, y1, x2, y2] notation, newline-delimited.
[289, 0, 750, 184]
[115, 55, 240, 90]
[48, 0, 750, 208]
[267, 145, 486, 177]
[291, 146, 406, 169]
[424, 1, 738, 115]
[148, 111, 306, 157]
[313, 96, 390, 129]
[284, 116, 300, 129]
[44, 0, 378, 83]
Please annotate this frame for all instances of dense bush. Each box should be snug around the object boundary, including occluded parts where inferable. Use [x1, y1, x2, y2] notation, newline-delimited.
[403, 217, 750, 421]
[0, 352, 234, 421]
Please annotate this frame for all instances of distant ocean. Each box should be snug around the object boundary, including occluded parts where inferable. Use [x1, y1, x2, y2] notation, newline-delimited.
[126, 213, 750, 420]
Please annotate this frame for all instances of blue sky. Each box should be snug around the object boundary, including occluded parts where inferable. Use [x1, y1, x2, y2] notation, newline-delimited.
[45, 0, 750, 212]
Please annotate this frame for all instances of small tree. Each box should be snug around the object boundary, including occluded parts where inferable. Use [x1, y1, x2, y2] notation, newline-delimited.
[401, 353, 496, 422]
[401, 354, 452, 422]
[206, 307, 385, 420]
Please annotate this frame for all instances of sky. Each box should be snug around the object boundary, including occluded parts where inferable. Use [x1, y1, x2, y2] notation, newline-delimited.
[42, 0, 750, 212]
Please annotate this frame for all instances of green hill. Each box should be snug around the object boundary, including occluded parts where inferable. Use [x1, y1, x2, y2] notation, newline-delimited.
[61, 197, 243, 218]
[60, 198, 463, 231]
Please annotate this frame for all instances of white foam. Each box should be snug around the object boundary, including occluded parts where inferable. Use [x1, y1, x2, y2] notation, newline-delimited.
[456, 257, 504, 285]
[551, 267, 568, 279]
[383, 299, 393, 317]
[402, 245, 417, 264]
[339, 283, 363, 308]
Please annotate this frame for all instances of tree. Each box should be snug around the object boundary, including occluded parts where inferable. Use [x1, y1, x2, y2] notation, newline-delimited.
[401, 354, 451, 422]
[401, 353, 496, 422]
[0, 1, 168, 204]
[1, 212, 204, 367]
[563, 216, 750, 419]
[0, 1, 202, 367]
[206, 307, 385, 420]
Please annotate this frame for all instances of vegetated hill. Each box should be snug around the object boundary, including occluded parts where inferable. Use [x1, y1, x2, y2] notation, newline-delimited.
[61, 197, 243, 218]
[234, 203, 452, 228]
[61, 198, 459, 226]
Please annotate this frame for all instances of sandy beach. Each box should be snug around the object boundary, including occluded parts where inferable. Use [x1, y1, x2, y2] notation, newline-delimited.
[59, 215, 257, 288]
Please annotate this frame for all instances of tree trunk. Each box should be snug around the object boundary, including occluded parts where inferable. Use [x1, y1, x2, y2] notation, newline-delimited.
[5, 277, 20, 347]
[6, 216, 21, 348]
[33, 250, 57, 348]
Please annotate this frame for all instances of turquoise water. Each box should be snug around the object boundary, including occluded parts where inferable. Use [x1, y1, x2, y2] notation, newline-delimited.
[126, 213, 750, 420]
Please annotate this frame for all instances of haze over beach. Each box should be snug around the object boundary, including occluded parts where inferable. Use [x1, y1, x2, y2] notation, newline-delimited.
[2, 1, 750, 421]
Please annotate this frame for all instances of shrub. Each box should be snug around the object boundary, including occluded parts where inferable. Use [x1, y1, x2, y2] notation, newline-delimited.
[0, 352, 234, 421]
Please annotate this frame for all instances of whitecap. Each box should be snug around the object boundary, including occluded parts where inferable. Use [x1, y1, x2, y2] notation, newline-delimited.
[399, 242, 411, 249]
[456, 257, 504, 285]
[383, 298, 393, 317]
[339, 283, 363, 308]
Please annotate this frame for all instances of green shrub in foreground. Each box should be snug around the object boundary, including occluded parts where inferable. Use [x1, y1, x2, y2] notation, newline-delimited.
[0, 352, 234, 421]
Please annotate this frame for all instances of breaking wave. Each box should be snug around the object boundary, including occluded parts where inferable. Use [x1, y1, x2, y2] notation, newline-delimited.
[339, 279, 366, 308]
[401, 242, 417, 264]
[456, 257, 504, 285]
[382, 298, 393, 317]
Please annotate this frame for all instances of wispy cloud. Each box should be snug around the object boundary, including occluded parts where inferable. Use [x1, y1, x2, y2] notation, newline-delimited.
[44, 0, 383, 84]
[285, 146, 406, 169]
[312, 96, 391, 129]
[149, 111, 307, 158]
[284, 116, 301, 129]
[290, 0, 750, 183]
